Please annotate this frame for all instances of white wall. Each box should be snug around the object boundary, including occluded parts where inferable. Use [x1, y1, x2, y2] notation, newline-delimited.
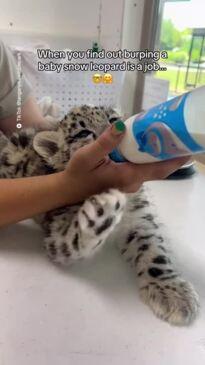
[0, 0, 124, 49]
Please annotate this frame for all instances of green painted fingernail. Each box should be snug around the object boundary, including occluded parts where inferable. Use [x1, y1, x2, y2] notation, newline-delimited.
[114, 120, 126, 133]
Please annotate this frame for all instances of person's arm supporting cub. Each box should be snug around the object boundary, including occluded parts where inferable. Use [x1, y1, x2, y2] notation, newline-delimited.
[0, 95, 51, 136]
[0, 122, 189, 228]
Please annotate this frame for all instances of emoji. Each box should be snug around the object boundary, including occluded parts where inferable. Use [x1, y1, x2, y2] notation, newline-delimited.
[103, 73, 113, 84]
[92, 73, 102, 83]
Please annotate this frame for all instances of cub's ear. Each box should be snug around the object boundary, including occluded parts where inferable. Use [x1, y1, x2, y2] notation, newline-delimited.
[33, 130, 63, 160]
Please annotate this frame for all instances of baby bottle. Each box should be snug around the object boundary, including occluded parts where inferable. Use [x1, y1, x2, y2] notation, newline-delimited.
[110, 86, 205, 163]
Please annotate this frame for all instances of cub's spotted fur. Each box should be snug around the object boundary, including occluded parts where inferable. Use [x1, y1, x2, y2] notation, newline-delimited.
[0, 105, 199, 326]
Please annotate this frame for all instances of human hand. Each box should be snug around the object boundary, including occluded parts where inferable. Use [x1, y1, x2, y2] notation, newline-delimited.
[60, 121, 190, 204]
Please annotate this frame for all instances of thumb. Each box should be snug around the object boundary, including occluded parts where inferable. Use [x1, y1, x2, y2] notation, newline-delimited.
[80, 120, 126, 167]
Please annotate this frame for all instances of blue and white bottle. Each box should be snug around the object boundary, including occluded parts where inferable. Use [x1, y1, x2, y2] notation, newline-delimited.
[110, 86, 205, 163]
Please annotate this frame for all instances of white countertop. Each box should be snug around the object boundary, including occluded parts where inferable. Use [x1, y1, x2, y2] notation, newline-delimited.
[0, 171, 205, 365]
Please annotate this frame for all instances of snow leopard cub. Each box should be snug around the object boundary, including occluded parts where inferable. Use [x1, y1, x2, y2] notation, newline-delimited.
[0, 105, 199, 326]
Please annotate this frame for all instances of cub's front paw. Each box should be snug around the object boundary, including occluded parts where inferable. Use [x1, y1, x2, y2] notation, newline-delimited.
[78, 189, 126, 240]
[140, 278, 199, 326]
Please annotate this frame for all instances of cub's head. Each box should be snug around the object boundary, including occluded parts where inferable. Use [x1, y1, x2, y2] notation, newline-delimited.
[33, 105, 120, 171]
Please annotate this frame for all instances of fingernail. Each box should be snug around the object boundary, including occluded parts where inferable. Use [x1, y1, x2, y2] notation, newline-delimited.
[111, 120, 126, 135]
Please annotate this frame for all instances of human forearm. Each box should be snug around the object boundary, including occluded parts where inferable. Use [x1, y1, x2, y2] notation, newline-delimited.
[0, 96, 50, 136]
[0, 172, 72, 227]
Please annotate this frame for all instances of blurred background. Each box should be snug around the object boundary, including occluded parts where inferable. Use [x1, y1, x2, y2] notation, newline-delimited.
[156, 0, 205, 96]
[0, 0, 204, 117]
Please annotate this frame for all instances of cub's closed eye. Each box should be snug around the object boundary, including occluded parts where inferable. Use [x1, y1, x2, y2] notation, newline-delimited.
[109, 117, 119, 124]
[72, 130, 96, 139]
